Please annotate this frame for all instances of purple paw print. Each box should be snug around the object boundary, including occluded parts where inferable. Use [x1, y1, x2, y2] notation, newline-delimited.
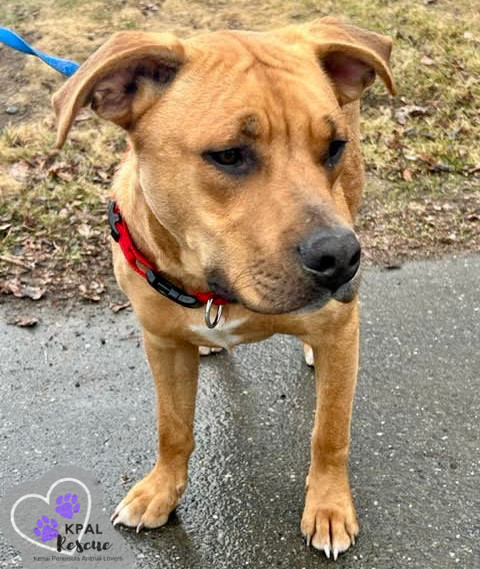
[33, 516, 58, 542]
[55, 493, 80, 519]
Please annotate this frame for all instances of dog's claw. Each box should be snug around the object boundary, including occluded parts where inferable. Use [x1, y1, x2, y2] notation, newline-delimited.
[111, 499, 124, 522]
[305, 474, 310, 491]
[136, 522, 145, 534]
[303, 344, 314, 367]
[324, 544, 331, 559]
[305, 534, 311, 547]
[333, 547, 339, 561]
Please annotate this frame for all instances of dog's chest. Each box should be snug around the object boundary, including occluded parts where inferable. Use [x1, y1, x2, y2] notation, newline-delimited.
[188, 317, 248, 350]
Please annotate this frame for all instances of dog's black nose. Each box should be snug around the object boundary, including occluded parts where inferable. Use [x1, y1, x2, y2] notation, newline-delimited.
[298, 226, 361, 291]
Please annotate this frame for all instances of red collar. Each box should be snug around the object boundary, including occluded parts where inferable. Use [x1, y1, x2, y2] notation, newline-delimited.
[108, 200, 228, 308]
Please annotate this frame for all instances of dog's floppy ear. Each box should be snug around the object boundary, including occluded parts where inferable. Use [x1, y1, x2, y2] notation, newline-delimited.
[52, 31, 185, 148]
[305, 17, 396, 105]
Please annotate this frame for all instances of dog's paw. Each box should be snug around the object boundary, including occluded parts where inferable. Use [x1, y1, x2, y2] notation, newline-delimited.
[301, 483, 358, 560]
[303, 344, 314, 367]
[199, 346, 224, 356]
[111, 467, 184, 532]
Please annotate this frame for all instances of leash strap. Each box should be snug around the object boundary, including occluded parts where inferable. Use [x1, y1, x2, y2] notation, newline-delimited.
[0, 27, 79, 77]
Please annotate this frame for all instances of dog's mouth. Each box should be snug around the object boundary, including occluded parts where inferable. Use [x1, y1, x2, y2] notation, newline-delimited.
[207, 273, 238, 304]
[208, 266, 361, 315]
[292, 268, 362, 314]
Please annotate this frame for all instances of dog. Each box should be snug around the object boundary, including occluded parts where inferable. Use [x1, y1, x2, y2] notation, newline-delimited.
[52, 17, 395, 560]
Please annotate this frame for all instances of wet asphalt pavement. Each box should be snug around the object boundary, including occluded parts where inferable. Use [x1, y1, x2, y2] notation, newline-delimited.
[0, 255, 479, 569]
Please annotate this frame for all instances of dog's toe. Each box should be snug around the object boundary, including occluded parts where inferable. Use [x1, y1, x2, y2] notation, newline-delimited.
[302, 508, 357, 560]
[199, 346, 224, 356]
[113, 497, 170, 530]
[111, 468, 182, 531]
[112, 491, 172, 530]
[301, 485, 358, 560]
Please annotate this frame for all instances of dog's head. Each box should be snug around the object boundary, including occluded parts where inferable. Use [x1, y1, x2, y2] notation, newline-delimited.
[53, 18, 395, 314]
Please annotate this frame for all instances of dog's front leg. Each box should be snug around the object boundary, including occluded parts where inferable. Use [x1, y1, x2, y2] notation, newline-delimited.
[112, 331, 199, 532]
[301, 300, 360, 559]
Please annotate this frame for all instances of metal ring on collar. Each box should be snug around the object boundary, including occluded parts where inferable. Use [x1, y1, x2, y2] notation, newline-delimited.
[205, 298, 223, 329]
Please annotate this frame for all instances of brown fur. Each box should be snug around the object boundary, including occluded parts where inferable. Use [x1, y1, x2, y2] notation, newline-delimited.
[53, 17, 394, 558]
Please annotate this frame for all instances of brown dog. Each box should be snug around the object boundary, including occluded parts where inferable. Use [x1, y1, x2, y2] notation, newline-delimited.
[52, 17, 394, 560]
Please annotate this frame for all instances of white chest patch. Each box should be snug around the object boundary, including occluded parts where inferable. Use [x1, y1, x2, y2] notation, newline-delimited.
[189, 317, 248, 350]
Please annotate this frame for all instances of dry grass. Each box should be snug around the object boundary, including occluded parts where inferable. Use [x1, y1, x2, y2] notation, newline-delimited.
[0, 0, 479, 300]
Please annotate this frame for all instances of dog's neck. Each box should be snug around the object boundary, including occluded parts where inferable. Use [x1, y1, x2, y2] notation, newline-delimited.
[113, 160, 208, 293]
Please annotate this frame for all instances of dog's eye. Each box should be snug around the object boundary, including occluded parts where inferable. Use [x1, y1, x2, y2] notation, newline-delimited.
[326, 139, 347, 168]
[210, 149, 243, 167]
[203, 146, 256, 175]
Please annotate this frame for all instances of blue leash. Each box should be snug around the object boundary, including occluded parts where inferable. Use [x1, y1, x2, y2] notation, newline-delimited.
[0, 27, 79, 77]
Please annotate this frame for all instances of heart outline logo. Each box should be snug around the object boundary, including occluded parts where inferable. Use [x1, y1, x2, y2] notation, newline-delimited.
[10, 477, 92, 556]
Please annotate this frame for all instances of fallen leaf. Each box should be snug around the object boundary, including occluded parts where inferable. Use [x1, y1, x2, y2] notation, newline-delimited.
[139, 1, 162, 16]
[407, 202, 425, 212]
[56, 170, 73, 181]
[9, 161, 31, 182]
[394, 105, 430, 125]
[0, 278, 46, 300]
[48, 161, 73, 181]
[110, 301, 131, 313]
[10, 317, 39, 328]
[94, 168, 110, 181]
[386, 134, 404, 150]
[418, 153, 435, 164]
[79, 280, 105, 302]
[77, 223, 92, 238]
[466, 165, 480, 175]
[429, 163, 454, 173]
[21, 286, 45, 300]
[402, 168, 413, 182]
[440, 233, 457, 244]
[384, 264, 403, 271]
